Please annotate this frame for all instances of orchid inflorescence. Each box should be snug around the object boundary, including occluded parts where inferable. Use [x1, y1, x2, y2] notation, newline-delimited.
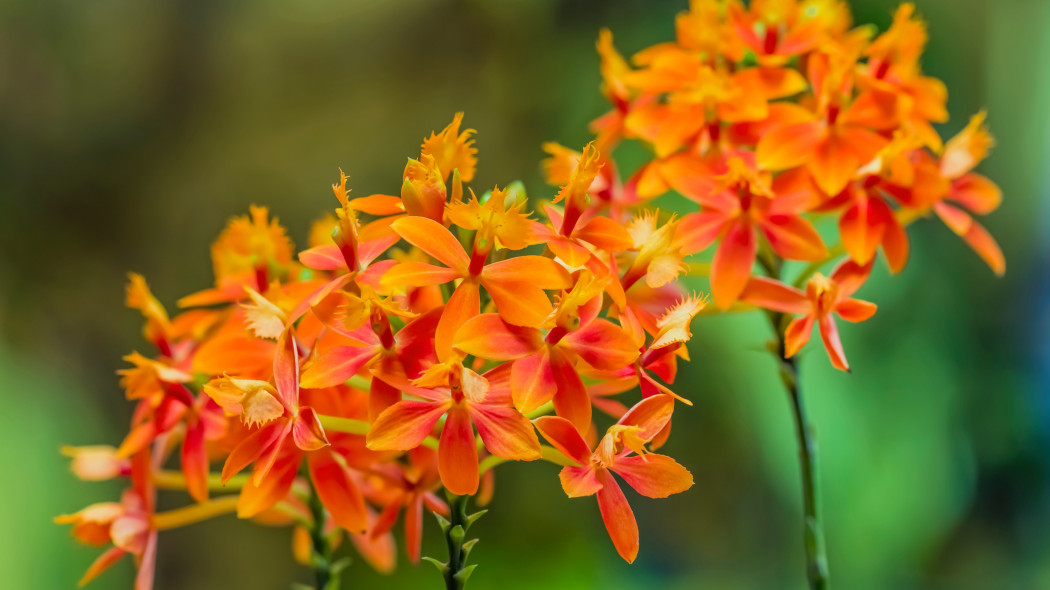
[58, 2, 1002, 589]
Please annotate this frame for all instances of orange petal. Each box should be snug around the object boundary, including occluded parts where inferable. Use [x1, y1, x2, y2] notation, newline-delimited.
[348, 509, 397, 573]
[559, 465, 602, 498]
[390, 217, 469, 272]
[348, 194, 404, 215]
[756, 121, 822, 171]
[78, 547, 126, 587]
[617, 394, 674, 441]
[612, 454, 693, 498]
[950, 173, 1002, 215]
[836, 299, 877, 323]
[839, 196, 885, 266]
[292, 406, 330, 452]
[676, 211, 728, 255]
[308, 451, 368, 534]
[784, 316, 815, 358]
[740, 277, 809, 314]
[454, 313, 543, 360]
[381, 262, 462, 288]
[468, 403, 541, 460]
[298, 245, 347, 271]
[760, 214, 827, 261]
[510, 350, 557, 413]
[438, 406, 479, 495]
[710, 221, 756, 309]
[484, 279, 556, 328]
[482, 256, 572, 289]
[301, 345, 377, 389]
[818, 315, 850, 371]
[273, 328, 300, 410]
[809, 134, 858, 196]
[881, 209, 910, 274]
[436, 281, 481, 362]
[574, 216, 635, 252]
[830, 259, 873, 299]
[368, 377, 402, 423]
[563, 319, 639, 371]
[221, 421, 285, 483]
[534, 415, 592, 465]
[595, 470, 639, 563]
[551, 347, 592, 431]
[181, 422, 209, 503]
[366, 400, 450, 451]
[960, 217, 1006, 276]
[237, 452, 299, 518]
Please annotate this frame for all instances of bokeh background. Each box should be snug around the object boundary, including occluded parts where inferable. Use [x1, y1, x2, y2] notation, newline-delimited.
[2, 0, 1047, 588]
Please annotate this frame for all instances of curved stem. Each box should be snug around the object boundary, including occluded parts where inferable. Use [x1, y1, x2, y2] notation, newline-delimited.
[776, 342, 828, 590]
[759, 255, 830, 590]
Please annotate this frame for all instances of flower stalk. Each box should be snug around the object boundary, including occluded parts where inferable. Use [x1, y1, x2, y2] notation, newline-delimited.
[760, 254, 829, 590]
[425, 493, 485, 590]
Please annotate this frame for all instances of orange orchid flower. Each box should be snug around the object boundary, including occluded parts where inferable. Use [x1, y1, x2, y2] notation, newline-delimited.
[179, 205, 295, 307]
[206, 327, 329, 517]
[535, 394, 693, 563]
[381, 213, 570, 358]
[57, 450, 157, 589]
[741, 259, 877, 371]
[674, 158, 827, 307]
[365, 361, 540, 495]
[929, 112, 1005, 275]
[455, 272, 639, 429]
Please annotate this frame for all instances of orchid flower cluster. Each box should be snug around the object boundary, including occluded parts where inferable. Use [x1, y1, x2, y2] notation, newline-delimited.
[58, 2, 1003, 589]
[56, 113, 701, 589]
[554, 0, 1003, 371]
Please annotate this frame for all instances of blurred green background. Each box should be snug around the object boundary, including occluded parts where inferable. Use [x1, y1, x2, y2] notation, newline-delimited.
[2, 0, 1047, 588]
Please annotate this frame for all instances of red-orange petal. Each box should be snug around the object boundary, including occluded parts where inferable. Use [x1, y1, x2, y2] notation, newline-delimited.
[273, 327, 300, 411]
[300, 345, 377, 389]
[550, 347, 592, 431]
[308, 450, 368, 534]
[563, 319, 639, 371]
[818, 315, 850, 371]
[756, 121, 822, 171]
[381, 262, 462, 288]
[595, 470, 639, 563]
[760, 213, 827, 261]
[559, 465, 602, 498]
[534, 415, 592, 465]
[617, 394, 674, 441]
[438, 406, 479, 495]
[436, 281, 481, 362]
[237, 452, 299, 518]
[784, 316, 815, 358]
[366, 400, 450, 451]
[809, 134, 858, 196]
[710, 221, 756, 309]
[391, 217, 470, 272]
[612, 454, 693, 498]
[468, 403, 541, 461]
[510, 349, 557, 413]
[181, 422, 209, 503]
[483, 256, 572, 289]
[836, 299, 877, 323]
[454, 313, 543, 360]
[740, 277, 809, 314]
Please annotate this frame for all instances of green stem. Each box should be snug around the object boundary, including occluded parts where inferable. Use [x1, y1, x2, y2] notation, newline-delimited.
[307, 477, 336, 590]
[759, 255, 830, 590]
[425, 493, 484, 589]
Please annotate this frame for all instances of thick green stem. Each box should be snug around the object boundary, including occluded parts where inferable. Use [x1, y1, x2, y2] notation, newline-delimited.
[425, 493, 484, 589]
[759, 255, 829, 590]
